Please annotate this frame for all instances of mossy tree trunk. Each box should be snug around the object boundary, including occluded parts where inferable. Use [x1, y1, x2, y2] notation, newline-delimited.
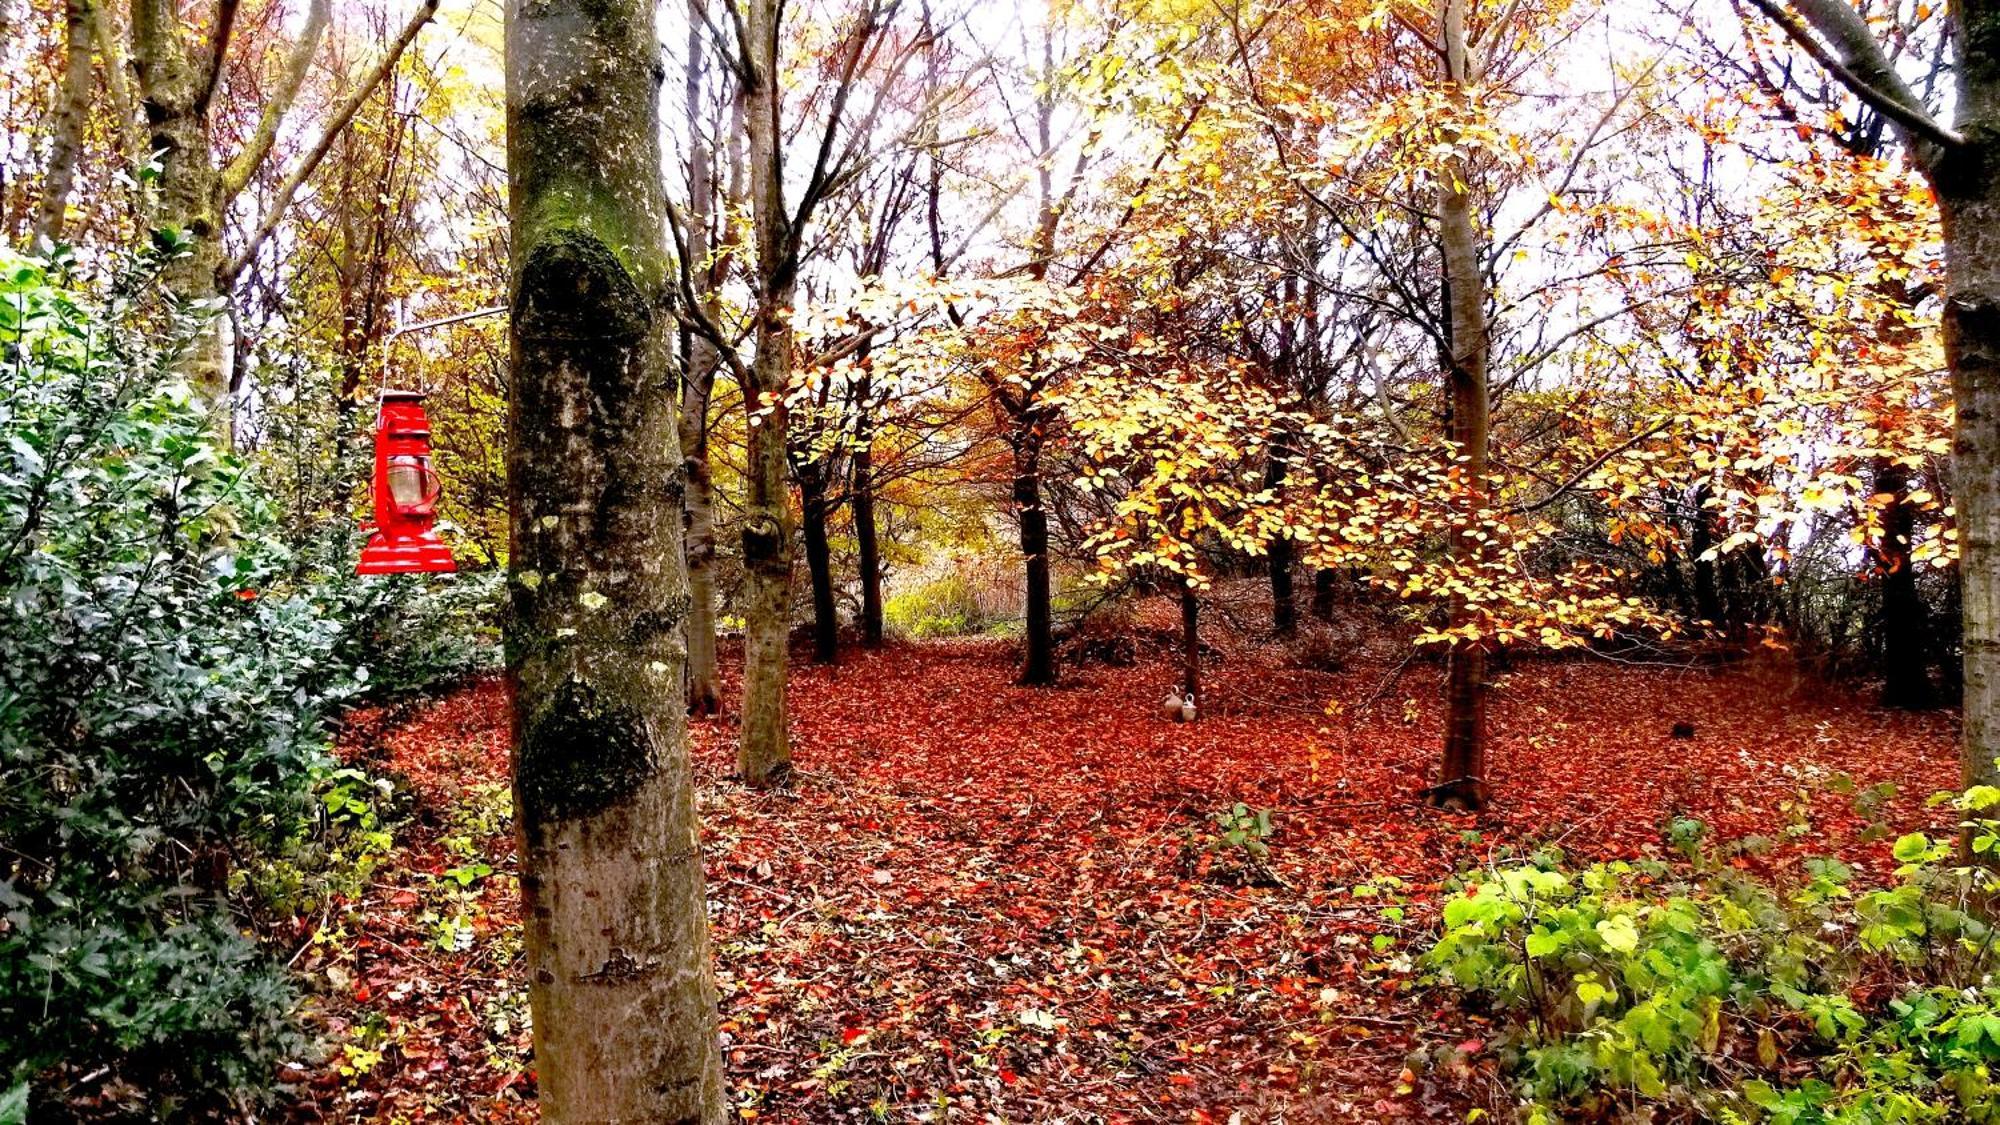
[36, 0, 96, 243]
[504, 0, 724, 1118]
[127, 0, 429, 408]
[130, 0, 227, 391]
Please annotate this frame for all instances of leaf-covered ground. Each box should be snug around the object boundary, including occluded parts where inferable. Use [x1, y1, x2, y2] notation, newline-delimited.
[295, 632, 1957, 1122]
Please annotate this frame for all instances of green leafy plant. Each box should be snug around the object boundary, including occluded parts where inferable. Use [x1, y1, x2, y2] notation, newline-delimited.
[1212, 802, 1276, 858]
[0, 247, 355, 1115]
[1423, 775, 2000, 1123]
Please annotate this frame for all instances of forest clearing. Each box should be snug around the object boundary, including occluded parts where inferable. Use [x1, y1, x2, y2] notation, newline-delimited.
[9, 0, 2000, 1120]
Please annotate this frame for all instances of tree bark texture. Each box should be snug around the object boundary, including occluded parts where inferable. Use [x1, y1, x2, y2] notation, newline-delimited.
[1432, 0, 1491, 811]
[737, 0, 795, 785]
[1935, 1, 2000, 788]
[504, 0, 725, 1117]
[131, 0, 226, 393]
[36, 0, 96, 243]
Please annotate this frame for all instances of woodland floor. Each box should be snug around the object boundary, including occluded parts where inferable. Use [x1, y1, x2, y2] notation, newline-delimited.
[295, 613, 1959, 1123]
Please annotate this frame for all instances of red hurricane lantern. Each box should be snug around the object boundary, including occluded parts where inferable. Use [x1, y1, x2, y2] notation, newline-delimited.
[356, 389, 456, 575]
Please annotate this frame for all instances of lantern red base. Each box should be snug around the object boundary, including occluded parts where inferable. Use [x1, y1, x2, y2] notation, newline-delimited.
[356, 529, 458, 575]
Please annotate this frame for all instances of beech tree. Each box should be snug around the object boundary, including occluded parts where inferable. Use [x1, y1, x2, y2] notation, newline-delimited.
[672, 0, 941, 785]
[1425, 0, 1492, 808]
[504, 0, 724, 1116]
[1741, 0, 1995, 786]
[676, 0, 740, 716]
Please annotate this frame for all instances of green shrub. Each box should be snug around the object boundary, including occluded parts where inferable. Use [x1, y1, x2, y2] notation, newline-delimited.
[0, 247, 356, 1115]
[308, 528, 504, 698]
[885, 571, 989, 638]
[1423, 779, 2000, 1123]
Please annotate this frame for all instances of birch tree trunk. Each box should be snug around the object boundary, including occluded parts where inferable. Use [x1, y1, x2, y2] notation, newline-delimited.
[1431, 0, 1491, 811]
[505, 0, 725, 1116]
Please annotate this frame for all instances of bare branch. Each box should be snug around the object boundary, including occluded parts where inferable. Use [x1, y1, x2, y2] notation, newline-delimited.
[194, 0, 241, 113]
[221, 0, 438, 284]
[1743, 0, 1962, 161]
[218, 0, 332, 205]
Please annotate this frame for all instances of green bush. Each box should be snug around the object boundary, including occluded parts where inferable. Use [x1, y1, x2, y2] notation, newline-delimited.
[0, 247, 356, 1116]
[885, 571, 989, 638]
[309, 529, 504, 698]
[1423, 779, 2000, 1123]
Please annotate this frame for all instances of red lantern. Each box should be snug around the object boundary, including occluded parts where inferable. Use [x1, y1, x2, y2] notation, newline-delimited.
[356, 390, 456, 575]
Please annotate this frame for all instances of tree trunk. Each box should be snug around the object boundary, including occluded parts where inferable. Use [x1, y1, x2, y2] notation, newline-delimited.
[852, 355, 885, 648]
[1688, 483, 1726, 632]
[1872, 458, 1938, 708]
[131, 0, 226, 396]
[679, 6, 723, 716]
[737, 0, 794, 785]
[1311, 567, 1336, 619]
[1016, 422, 1057, 686]
[682, 425, 722, 714]
[1939, 171, 2000, 791]
[1431, 0, 1491, 812]
[1181, 581, 1200, 713]
[504, 0, 724, 1118]
[36, 0, 96, 243]
[853, 440, 884, 648]
[1265, 449, 1295, 637]
[799, 464, 838, 664]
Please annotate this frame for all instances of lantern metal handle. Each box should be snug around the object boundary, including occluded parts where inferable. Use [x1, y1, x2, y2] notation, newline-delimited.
[380, 305, 508, 395]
